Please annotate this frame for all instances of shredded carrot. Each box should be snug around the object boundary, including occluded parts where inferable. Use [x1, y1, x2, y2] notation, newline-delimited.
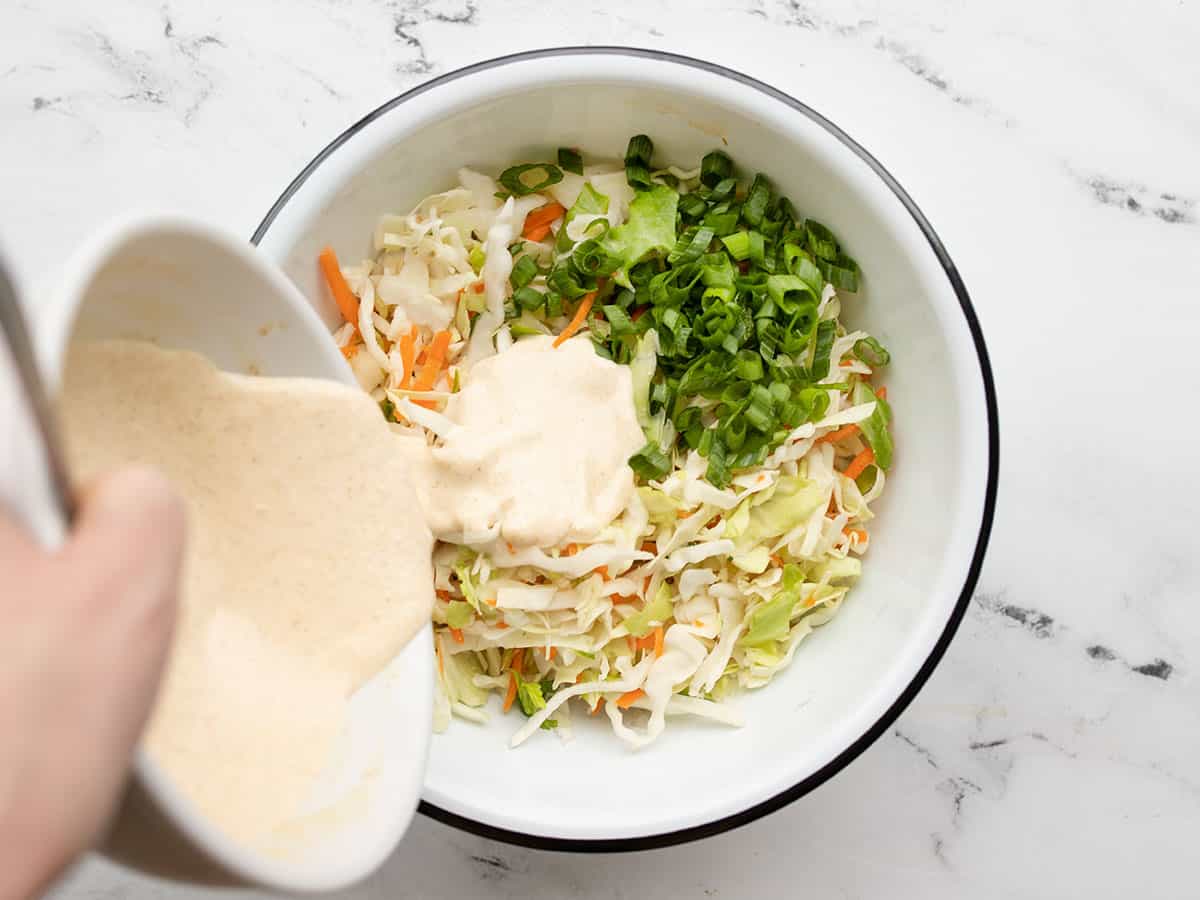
[844, 527, 869, 543]
[876, 386, 888, 400]
[840, 359, 854, 367]
[448, 627, 464, 644]
[495, 621, 508, 629]
[843, 447, 876, 480]
[397, 328, 417, 391]
[340, 343, 358, 360]
[318, 246, 360, 329]
[503, 672, 518, 712]
[553, 291, 597, 347]
[435, 589, 452, 601]
[640, 541, 657, 554]
[769, 553, 784, 567]
[506, 541, 515, 554]
[412, 330, 452, 392]
[562, 543, 580, 557]
[643, 575, 652, 593]
[472, 280, 485, 293]
[575, 672, 585, 684]
[630, 306, 648, 322]
[485, 597, 497, 606]
[633, 633, 655, 653]
[817, 423, 860, 445]
[803, 593, 817, 609]
[676, 507, 694, 519]
[590, 699, 604, 716]
[521, 201, 566, 241]
[510, 648, 525, 673]
[592, 565, 610, 580]
[613, 594, 639, 604]
[616, 689, 645, 709]
[652, 626, 664, 658]
[435, 636, 444, 674]
[546, 646, 556, 662]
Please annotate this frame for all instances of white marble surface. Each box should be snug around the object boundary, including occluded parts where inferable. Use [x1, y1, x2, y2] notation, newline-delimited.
[2, 0, 1197, 897]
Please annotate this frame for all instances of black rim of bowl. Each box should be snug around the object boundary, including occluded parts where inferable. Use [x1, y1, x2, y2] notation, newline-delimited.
[251, 45, 1000, 854]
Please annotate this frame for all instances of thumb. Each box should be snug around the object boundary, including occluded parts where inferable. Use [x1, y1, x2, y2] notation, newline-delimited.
[65, 466, 187, 643]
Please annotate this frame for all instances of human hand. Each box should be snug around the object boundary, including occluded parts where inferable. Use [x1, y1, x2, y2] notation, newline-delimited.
[0, 468, 185, 900]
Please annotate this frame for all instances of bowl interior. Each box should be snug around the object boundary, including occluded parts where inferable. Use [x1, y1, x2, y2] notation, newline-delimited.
[255, 55, 991, 843]
[55, 220, 432, 890]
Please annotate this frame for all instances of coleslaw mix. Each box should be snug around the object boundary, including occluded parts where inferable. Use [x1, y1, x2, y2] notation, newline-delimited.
[325, 136, 894, 748]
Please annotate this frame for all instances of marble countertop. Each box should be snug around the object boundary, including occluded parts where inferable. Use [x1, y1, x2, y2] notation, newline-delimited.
[3, 0, 1196, 897]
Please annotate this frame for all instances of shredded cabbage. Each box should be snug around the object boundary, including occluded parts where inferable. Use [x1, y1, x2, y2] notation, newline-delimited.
[335, 143, 893, 750]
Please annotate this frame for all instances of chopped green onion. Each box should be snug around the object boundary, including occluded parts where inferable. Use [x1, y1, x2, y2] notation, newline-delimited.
[628, 442, 672, 480]
[742, 174, 772, 227]
[545, 291, 563, 318]
[602, 304, 635, 335]
[668, 227, 715, 265]
[498, 163, 563, 196]
[709, 177, 737, 202]
[510, 255, 538, 290]
[705, 437, 731, 488]
[513, 286, 545, 311]
[678, 192, 707, 219]
[805, 219, 839, 261]
[853, 336, 890, 367]
[818, 253, 861, 292]
[557, 147, 584, 175]
[734, 349, 763, 381]
[721, 231, 751, 260]
[700, 150, 733, 187]
[625, 134, 654, 190]
[809, 320, 838, 380]
[571, 238, 621, 278]
[379, 397, 397, 422]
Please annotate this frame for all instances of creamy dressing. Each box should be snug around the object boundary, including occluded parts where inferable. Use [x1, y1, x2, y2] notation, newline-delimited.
[60, 341, 434, 856]
[57, 330, 645, 855]
[412, 335, 645, 549]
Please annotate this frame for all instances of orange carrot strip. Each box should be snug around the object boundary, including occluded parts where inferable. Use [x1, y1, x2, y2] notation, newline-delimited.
[590, 699, 604, 716]
[340, 344, 358, 360]
[510, 648, 525, 673]
[472, 280, 485, 293]
[591, 565, 610, 580]
[613, 595, 639, 604]
[503, 673, 518, 712]
[769, 553, 784, 567]
[412, 330, 452, 392]
[844, 527, 869, 543]
[553, 291, 597, 348]
[546, 646, 556, 662]
[616, 688, 645, 709]
[318, 246, 360, 329]
[652, 626, 664, 659]
[562, 543, 580, 557]
[397, 328, 417, 391]
[449, 627, 464, 644]
[843, 447, 876, 481]
[876, 386, 888, 400]
[816, 424, 860, 445]
[495, 621, 509, 630]
[640, 541, 658, 554]
[435, 589, 452, 601]
[522, 201, 566, 239]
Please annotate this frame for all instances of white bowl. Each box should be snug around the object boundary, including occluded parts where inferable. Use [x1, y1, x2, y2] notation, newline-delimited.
[253, 48, 999, 849]
[16, 216, 432, 891]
